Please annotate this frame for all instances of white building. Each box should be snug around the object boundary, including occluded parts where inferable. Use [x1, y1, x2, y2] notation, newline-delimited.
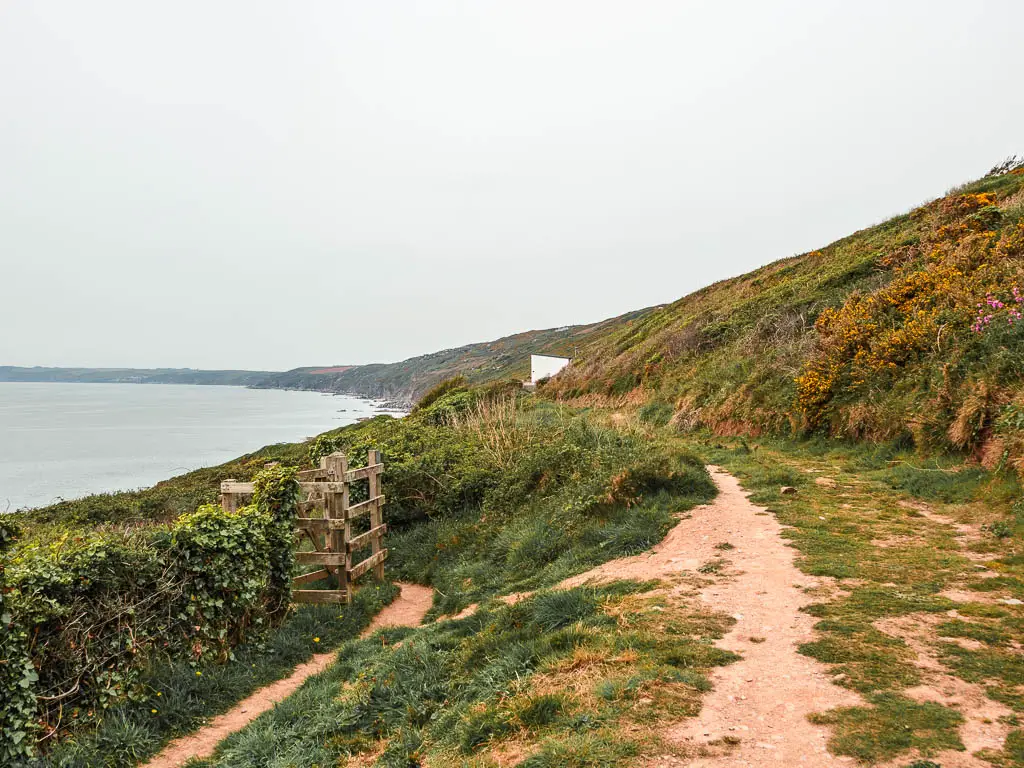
[530, 354, 571, 384]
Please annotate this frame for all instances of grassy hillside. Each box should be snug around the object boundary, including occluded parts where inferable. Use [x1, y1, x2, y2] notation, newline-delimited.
[254, 309, 652, 403]
[546, 162, 1024, 471]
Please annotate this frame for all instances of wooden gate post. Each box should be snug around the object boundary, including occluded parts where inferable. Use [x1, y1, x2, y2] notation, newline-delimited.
[323, 452, 350, 600]
[367, 449, 385, 580]
[221, 479, 239, 512]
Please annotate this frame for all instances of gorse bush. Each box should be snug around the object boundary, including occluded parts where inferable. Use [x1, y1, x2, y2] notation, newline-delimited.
[5, 468, 299, 758]
[796, 189, 1024, 441]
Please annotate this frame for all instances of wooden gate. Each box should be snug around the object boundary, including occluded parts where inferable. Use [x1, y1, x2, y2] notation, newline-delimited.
[220, 449, 386, 604]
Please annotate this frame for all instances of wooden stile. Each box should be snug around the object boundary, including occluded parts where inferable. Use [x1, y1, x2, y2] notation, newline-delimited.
[348, 550, 387, 581]
[220, 449, 388, 605]
[220, 479, 240, 512]
[346, 524, 387, 553]
[292, 568, 332, 586]
[324, 452, 348, 597]
[366, 449, 385, 580]
[291, 590, 348, 604]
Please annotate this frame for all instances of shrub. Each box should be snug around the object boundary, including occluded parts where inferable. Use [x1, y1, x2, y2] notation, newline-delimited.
[0, 521, 37, 764]
[5, 467, 301, 757]
[413, 375, 468, 412]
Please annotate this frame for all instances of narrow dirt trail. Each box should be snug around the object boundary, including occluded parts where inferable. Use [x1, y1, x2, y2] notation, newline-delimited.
[359, 583, 434, 637]
[564, 467, 861, 766]
[141, 582, 433, 768]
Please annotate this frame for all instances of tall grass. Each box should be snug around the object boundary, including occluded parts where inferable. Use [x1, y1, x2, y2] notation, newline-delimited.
[450, 393, 543, 470]
[387, 408, 715, 616]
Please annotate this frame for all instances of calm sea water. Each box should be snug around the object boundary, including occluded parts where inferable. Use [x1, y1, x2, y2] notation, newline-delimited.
[0, 382, 399, 512]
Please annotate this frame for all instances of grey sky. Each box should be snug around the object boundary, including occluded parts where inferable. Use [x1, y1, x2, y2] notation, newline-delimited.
[2, 1, 1021, 371]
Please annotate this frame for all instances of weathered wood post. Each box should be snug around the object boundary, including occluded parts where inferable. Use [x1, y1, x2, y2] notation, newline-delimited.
[221, 479, 239, 512]
[367, 448, 385, 580]
[324, 451, 350, 600]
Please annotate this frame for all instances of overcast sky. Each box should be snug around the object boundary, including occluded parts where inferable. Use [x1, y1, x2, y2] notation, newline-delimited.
[1, 2, 1022, 371]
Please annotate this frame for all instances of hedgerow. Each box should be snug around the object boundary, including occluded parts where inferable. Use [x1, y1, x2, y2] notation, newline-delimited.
[4, 467, 299, 760]
[41, 583, 399, 768]
[251, 465, 300, 617]
[1, 521, 38, 763]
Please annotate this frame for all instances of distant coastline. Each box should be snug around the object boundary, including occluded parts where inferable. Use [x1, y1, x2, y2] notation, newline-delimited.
[0, 365, 418, 409]
[0, 312, 633, 408]
[0, 382, 402, 511]
[0, 365, 277, 387]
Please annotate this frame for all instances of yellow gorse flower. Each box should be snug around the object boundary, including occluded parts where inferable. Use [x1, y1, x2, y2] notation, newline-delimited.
[796, 189, 1022, 423]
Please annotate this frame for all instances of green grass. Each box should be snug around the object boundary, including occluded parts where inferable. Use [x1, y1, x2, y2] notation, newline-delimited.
[378, 417, 716, 616]
[41, 582, 398, 768]
[810, 693, 964, 763]
[191, 582, 738, 766]
[878, 462, 990, 504]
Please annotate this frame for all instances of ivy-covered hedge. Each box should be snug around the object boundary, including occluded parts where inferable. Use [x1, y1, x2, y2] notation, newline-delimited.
[2, 468, 298, 761]
[1, 521, 38, 764]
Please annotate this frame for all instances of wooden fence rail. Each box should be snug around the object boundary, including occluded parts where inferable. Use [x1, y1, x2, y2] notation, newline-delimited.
[220, 449, 387, 604]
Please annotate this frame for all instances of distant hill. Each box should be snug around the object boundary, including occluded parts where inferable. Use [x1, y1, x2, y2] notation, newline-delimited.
[0, 366, 278, 386]
[253, 309, 654, 403]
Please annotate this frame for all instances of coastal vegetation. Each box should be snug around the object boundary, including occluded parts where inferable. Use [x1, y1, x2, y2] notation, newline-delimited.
[3, 386, 716, 764]
[3, 163, 1023, 766]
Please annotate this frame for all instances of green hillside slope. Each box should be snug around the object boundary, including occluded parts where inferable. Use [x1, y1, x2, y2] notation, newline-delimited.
[546, 163, 1024, 470]
[253, 308, 652, 402]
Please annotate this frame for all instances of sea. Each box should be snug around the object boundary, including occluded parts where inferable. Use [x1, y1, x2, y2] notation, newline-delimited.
[0, 382, 402, 512]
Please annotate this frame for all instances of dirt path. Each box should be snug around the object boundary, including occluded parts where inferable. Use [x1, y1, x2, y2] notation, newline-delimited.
[564, 467, 861, 766]
[359, 583, 434, 637]
[141, 582, 433, 768]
